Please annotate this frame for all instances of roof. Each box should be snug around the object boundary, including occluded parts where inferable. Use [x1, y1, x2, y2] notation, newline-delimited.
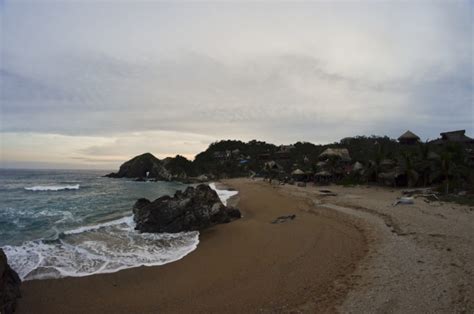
[440, 130, 473, 142]
[264, 160, 283, 170]
[398, 130, 420, 141]
[315, 171, 332, 176]
[291, 169, 305, 175]
[441, 130, 465, 137]
[319, 148, 351, 162]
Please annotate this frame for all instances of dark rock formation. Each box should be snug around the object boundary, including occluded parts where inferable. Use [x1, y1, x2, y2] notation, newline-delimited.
[106, 153, 166, 179]
[0, 249, 21, 314]
[133, 184, 241, 233]
[106, 153, 197, 182]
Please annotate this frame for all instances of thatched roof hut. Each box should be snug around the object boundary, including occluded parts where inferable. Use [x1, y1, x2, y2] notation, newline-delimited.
[319, 148, 351, 162]
[398, 130, 420, 145]
[291, 169, 305, 175]
[315, 170, 332, 176]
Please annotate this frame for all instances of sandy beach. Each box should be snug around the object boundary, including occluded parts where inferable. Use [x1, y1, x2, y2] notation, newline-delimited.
[17, 179, 366, 313]
[279, 182, 474, 313]
[15, 178, 474, 313]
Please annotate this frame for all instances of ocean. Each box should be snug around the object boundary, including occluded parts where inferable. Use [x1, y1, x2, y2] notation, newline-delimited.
[0, 169, 234, 281]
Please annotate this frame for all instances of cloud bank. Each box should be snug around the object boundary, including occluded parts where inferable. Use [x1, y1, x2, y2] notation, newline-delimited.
[1, 1, 472, 168]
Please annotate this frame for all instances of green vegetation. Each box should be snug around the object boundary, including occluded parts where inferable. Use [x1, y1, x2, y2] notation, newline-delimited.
[189, 136, 474, 195]
[112, 134, 473, 197]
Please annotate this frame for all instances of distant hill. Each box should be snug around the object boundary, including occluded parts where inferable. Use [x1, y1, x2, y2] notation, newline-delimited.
[106, 136, 474, 192]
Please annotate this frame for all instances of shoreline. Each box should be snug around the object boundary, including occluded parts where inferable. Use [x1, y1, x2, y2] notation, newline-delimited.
[17, 178, 367, 313]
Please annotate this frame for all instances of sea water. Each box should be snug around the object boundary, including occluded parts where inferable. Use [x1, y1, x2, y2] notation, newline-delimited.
[0, 169, 235, 281]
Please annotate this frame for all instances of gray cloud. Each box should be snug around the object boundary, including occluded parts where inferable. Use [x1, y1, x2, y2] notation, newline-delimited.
[1, 0, 472, 167]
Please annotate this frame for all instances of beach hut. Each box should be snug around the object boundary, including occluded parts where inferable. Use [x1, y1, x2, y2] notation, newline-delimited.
[264, 160, 283, 172]
[314, 171, 333, 183]
[291, 169, 306, 181]
[318, 148, 351, 162]
[398, 130, 420, 145]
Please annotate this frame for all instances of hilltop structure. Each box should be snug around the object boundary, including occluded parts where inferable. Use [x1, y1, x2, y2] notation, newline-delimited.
[430, 130, 474, 145]
[398, 130, 420, 145]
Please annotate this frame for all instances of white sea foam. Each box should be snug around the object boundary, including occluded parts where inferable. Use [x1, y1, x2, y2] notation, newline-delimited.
[63, 216, 133, 235]
[208, 183, 239, 206]
[3, 215, 199, 280]
[24, 184, 80, 191]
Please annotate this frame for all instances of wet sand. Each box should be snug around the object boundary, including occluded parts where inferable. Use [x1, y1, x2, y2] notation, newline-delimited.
[17, 179, 366, 313]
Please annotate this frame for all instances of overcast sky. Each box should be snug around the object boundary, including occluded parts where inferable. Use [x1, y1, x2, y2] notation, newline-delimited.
[1, 0, 472, 169]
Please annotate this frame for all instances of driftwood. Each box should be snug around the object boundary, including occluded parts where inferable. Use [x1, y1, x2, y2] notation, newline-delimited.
[402, 188, 439, 202]
[271, 215, 296, 224]
[318, 190, 337, 196]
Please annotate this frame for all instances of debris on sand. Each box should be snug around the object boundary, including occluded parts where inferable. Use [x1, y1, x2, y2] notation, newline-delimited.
[393, 196, 414, 206]
[272, 215, 296, 224]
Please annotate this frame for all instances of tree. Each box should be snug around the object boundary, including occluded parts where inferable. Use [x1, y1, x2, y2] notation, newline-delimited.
[365, 143, 385, 182]
[415, 143, 434, 187]
[399, 151, 419, 187]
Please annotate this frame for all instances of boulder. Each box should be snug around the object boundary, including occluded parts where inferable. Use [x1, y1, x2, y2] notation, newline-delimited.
[0, 249, 21, 314]
[133, 184, 241, 233]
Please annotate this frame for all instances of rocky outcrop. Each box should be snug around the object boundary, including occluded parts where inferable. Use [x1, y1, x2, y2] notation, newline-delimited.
[133, 184, 241, 233]
[106, 153, 165, 179]
[0, 249, 21, 314]
[106, 153, 194, 181]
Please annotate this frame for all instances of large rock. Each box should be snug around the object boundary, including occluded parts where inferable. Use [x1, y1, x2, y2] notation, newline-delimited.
[106, 153, 166, 179]
[133, 184, 241, 233]
[0, 249, 21, 314]
[106, 153, 195, 181]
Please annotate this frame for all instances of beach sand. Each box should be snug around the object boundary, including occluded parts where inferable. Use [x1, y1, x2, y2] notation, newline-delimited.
[17, 179, 367, 313]
[278, 182, 474, 313]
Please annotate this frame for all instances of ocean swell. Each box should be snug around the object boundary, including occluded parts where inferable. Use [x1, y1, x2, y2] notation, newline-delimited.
[24, 184, 80, 191]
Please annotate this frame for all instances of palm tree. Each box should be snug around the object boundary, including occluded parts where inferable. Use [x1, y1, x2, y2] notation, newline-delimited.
[399, 151, 419, 187]
[366, 144, 385, 183]
[415, 143, 434, 187]
[430, 144, 469, 194]
[438, 151, 453, 194]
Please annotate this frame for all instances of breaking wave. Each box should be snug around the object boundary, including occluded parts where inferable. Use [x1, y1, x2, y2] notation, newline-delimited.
[3, 215, 199, 280]
[209, 182, 239, 206]
[24, 184, 80, 191]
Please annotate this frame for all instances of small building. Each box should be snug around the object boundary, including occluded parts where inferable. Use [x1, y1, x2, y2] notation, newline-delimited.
[398, 130, 420, 145]
[264, 160, 283, 172]
[318, 148, 351, 162]
[314, 171, 333, 183]
[430, 130, 474, 145]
